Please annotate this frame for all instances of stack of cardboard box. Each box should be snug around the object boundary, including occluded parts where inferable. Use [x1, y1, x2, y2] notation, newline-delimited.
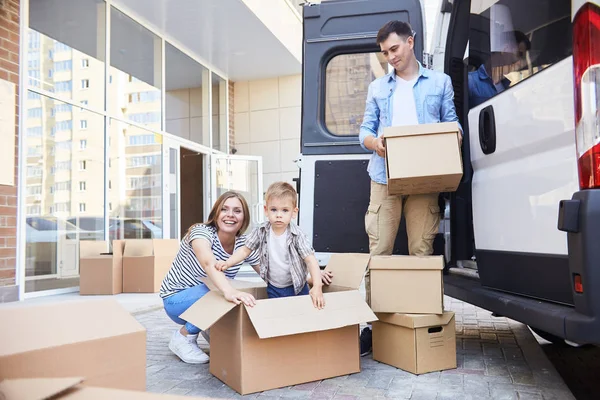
[368, 254, 457, 375]
[362, 121, 461, 375]
[79, 239, 179, 295]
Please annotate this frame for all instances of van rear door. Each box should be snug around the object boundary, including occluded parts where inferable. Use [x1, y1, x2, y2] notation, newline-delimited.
[299, 0, 428, 262]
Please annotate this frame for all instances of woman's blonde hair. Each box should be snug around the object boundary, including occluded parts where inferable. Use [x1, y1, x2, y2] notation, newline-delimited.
[184, 191, 251, 239]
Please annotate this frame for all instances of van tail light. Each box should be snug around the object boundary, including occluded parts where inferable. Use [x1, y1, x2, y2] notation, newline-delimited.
[573, 3, 600, 189]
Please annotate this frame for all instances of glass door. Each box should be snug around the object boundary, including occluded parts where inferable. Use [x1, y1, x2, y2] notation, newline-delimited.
[162, 138, 180, 240]
[163, 136, 212, 240]
[211, 154, 264, 232]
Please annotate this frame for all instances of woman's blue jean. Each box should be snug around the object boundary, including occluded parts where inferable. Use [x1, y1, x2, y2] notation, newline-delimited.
[163, 283, 210, 335]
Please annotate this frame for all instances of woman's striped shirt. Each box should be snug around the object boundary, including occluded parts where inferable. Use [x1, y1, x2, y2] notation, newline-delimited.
[159, 224, 260, 298]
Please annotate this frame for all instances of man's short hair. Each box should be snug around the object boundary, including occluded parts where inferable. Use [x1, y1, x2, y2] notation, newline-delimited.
[265, 181, 298, 207]
[377, 20, 414, 45]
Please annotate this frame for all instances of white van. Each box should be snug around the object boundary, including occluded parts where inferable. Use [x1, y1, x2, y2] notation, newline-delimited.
[298, 0, 600, 345]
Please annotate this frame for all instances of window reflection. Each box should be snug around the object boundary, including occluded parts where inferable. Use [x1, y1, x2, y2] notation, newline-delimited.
[24, 91, 105, 293]
[108, 7, 162, 131]
[165, 43, 210, 147]
[28, 0, 105, 110]
[325, 53, 389, 136]
[212, 73, 228, 151]
[108, 119, 163, 240]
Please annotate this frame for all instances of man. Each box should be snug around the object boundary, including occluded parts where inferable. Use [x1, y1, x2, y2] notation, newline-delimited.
[358, 21, 461, 356]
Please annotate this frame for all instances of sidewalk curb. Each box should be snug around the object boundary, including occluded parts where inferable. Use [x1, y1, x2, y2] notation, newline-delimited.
[510, 320, 576, 399]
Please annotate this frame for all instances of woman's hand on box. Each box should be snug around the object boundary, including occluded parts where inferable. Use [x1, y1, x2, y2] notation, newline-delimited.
[224, 290, 256, 307]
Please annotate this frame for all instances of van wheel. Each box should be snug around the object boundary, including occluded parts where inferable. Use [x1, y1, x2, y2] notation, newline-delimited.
[530, 327, 587, 347]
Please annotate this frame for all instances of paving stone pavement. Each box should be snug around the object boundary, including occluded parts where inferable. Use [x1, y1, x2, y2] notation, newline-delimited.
[137, 296, 575, 399]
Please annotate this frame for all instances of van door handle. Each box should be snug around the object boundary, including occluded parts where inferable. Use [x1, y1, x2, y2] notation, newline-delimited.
[478, 105, 496, 155]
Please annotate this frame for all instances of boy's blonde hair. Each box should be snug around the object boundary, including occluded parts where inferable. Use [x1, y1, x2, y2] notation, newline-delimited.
[265, 181, 298, 207]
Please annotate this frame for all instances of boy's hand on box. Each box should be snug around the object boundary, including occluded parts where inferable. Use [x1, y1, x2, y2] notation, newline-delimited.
[320, 270, 333, 285]
[215, 260, 229, 271]
[309, 286, 325, 310]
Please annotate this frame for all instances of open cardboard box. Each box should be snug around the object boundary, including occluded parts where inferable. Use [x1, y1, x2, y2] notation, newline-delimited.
[79, 240, 125, 295]
[0, 299, 146, 390]
[122, 239, 179, 293]
[0, 377, 218, 400]
[383, 121, 463, 196]
[181, 253, 376, 395]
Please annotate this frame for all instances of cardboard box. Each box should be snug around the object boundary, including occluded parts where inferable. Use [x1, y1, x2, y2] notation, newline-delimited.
[123, 239, 179, 293]
[0, 377, 218, 400]
[372, 312, 456, 374]
[383, 121, 463, 195]
[369, 255, 444, 314]
[79, 240, 125, 295]
[0, 299, 146, 390]
[181, 253, 376, 395]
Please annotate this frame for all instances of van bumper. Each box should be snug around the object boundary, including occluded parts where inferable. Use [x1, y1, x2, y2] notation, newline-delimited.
[444, 189, 600, 345]
[560, 189, 600, 344]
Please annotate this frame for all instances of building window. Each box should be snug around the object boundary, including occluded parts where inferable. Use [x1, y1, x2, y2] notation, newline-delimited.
[81, 59, 89, 68]
[80, 100, 88, 111]
[79, 160, 87, 170]
[80, 120, 88, 129]
[55, 81, 72, 92]
[27, 205, 41, 215]
[81, 79, 90, 89]
[79, 181, 86, 192]
[128, 134, 156, 146]
[79, 203, 86, 212]
[79, 139, 87, 149]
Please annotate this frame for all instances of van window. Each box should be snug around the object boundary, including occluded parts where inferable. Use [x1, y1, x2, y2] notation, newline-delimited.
[467, 0, 572, 108]
[325, 52, 388, 136]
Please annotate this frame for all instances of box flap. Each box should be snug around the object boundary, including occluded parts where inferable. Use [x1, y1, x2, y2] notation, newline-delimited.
[376, 311, 454, 329]
[383, 121, 460, 138]
[200, 277, 266, 292]
[123, 239, 154, 257]
[369, 255, 443, 271]
[152, 239, 180, 257]
[0, 377, 83, 400]
[111, 240, 125, 257]
[0, 299, 145, 357]
[79, 241, 108, 257]
[245, 290, 377, 339]
[179, 291, 237, 331]
[323, 253, 370, 290]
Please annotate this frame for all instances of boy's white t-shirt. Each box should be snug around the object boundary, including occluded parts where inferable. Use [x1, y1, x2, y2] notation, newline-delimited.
[391, 75, 419, 126]
[267, 227, 293, 288]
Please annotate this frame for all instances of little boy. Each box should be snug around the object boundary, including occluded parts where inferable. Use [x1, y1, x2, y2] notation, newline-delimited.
[216, 181, 326, 309]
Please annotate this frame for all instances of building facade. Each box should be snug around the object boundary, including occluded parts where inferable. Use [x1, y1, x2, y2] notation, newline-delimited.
[0, 0, 305, 301]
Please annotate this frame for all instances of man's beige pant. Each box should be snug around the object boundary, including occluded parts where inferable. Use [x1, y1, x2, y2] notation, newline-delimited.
[364, 181, 441, 306]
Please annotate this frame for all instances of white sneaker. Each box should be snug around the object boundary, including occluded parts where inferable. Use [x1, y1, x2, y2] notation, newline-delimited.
[168, 330, 210, 364]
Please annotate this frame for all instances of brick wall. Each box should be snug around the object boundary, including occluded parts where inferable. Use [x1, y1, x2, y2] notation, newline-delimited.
[228, 80, 235, 154]
[0, 0, 19, 289]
